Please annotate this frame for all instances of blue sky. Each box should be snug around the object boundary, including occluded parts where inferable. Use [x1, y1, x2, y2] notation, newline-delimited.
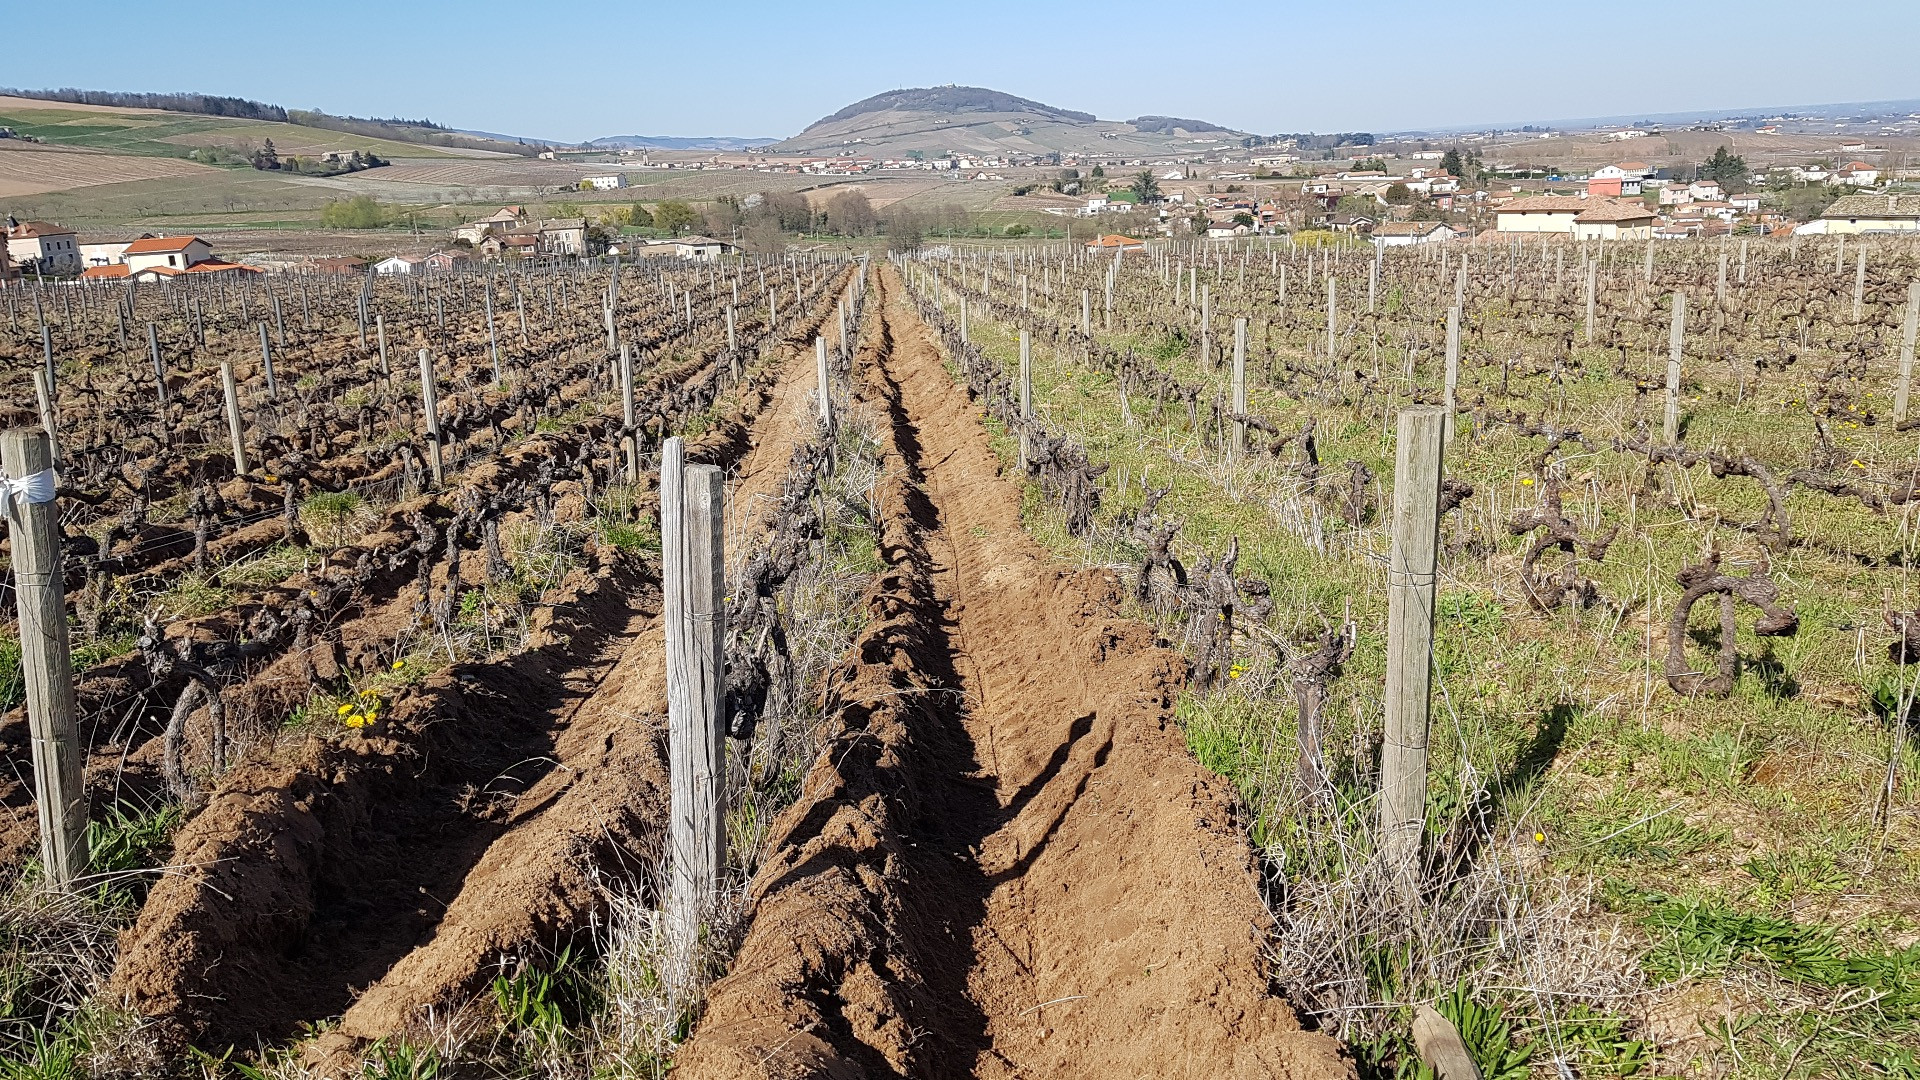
[12, 1, 1919, 142]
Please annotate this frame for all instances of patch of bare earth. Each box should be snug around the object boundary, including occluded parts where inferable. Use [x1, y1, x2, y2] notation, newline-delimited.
[675, 265, 1352, 1079]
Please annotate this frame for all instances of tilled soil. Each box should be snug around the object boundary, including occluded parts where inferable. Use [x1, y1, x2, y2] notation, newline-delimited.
[103, 287, 851, 1060]
[675, 265, 1351, 1079]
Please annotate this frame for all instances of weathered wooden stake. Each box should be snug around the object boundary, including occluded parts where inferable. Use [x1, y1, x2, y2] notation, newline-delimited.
[1443, 305, 1461, 444]
[32, 370, 59, 469]
[258, 322, 278, 398]
[219, 359, 249, 476]
[1897, 281, 1920, 422]
[1, 429, 85, 887]
[147, 323, 168, 406]
[418, 349, 444, 486]
[1665, 293, 1686, 443]
[375, 314, 389, 380]
[484, 286, 501, 383]
[620, 343, 638, 479]
[1325, 275, 1338, 361]
[1231, 317, 1247, 454]
[661, 436, 725, 991]
[1380, 408, 1444, 882]
[815, 335, 832, 426]
[1583, 260, 1598, 343]
[1018, 330, 1032, 470]
[1854, 247, 1869, 323]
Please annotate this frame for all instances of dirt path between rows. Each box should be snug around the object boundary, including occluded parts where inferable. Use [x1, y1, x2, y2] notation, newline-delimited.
[677, 265, 1351, 1079]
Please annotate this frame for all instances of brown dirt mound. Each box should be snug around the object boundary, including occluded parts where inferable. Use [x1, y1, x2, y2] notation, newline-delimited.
[675, 265, 1352, 1078]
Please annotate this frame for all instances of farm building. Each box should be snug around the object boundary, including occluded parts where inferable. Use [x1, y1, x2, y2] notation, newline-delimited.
[1085, 234, 1145, 251]
[80, 240, 135, 268]
[6, 219, 81, 275]
[536, 218, 590, 256]
[454, 206, 528, 245]
[121, 235, 214, 274]
[1494, 196, 1588, 233]
[1588, 162, 1648, 196]
[1804, 194, 1920, 235]
[374, 255, 423, 275]
[425, 250, 470, 271]
[674, 236, 736, 261]
[1572, 200, 1658, 241]
[1371, 221, 1463, 247]
[582, 174, 629, 190]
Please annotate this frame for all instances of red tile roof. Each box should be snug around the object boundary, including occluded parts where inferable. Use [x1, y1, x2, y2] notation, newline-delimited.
[1498, 196, 1590, 214]
[1575, 200, 1658, 223]
[183, 261, 263, 274]
[123, 235, 204, 254]
[80, 264, 131, 279]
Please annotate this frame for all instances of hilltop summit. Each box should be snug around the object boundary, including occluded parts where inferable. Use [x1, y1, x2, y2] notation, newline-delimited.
[766, 85, 1245, 158]
[803, 86, 1096, 130]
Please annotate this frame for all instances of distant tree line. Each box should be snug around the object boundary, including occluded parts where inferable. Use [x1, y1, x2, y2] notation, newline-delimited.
[1, 87, 287, 121]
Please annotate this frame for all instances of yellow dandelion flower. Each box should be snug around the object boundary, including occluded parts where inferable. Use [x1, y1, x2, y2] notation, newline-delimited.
[391, 660, 405, 670]
[1533, 831, 1546, 844]
[336, 703, 354, 716]
[1521, 477, 1535, 486]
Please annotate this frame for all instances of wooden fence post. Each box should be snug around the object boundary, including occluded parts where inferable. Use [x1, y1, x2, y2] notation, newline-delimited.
[1443, 305, 1461, 444]
[484, 285, 501, 383]
[620, 343, 638, 480]
[1081, 288, 1090, 334]
[418, 349, 444, 486]
[1018, 330, 1032, 470]
[960, 298, 969, 344]
[816, 335, 832, 426]
[375, 314, 389, 380]
[1325, 274, 1338, 362]
[1665, 293, 1685, 443]
[1232, 317, 1247, 455]
[1379, 407, 1445, 883]
[1852, 247, 1869, 323]
[147, 323, 168, 407]
[1897, 281, 1920, 422]
[1584, 260, 1598, 343]
[661, 436, 725, 993]
[219, 359, 249, 476]
[1201, 284, 1212, 371]
[1, 429, 86, 887]
[31, 370, 60, 474]
[257, 322, 279, 398]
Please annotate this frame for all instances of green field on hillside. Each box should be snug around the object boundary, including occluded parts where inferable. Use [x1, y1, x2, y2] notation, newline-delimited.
[0, 102, 448, 161]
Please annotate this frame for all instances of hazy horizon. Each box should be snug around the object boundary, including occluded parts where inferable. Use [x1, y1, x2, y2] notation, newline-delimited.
[12, 0, 1919, 143]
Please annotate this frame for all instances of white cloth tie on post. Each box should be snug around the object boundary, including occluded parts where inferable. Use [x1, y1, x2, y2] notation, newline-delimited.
[0, 469, 56, 521]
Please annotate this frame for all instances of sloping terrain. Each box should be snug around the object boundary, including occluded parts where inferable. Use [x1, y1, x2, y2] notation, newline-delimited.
[674, 264, 1351, 1079]
[766, 85, 1246, 158]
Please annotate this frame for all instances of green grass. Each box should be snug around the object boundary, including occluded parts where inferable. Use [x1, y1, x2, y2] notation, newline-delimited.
[0, 104, 444, 161]
[924, 246, 1920, 1074]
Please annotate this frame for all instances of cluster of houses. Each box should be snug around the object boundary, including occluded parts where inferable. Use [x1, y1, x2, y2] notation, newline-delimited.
[3, 217, 263, 281]
[450, 206, 591, 259]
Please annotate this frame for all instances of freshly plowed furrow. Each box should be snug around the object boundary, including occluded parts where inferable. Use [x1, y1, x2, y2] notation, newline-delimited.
[676, 265, 1352, 1080]
[106, 278, 856, 1059]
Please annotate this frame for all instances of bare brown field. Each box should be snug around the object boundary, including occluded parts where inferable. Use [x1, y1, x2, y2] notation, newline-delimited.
[0, 146, 216, 197]
[1480, 128, 1920, 170]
